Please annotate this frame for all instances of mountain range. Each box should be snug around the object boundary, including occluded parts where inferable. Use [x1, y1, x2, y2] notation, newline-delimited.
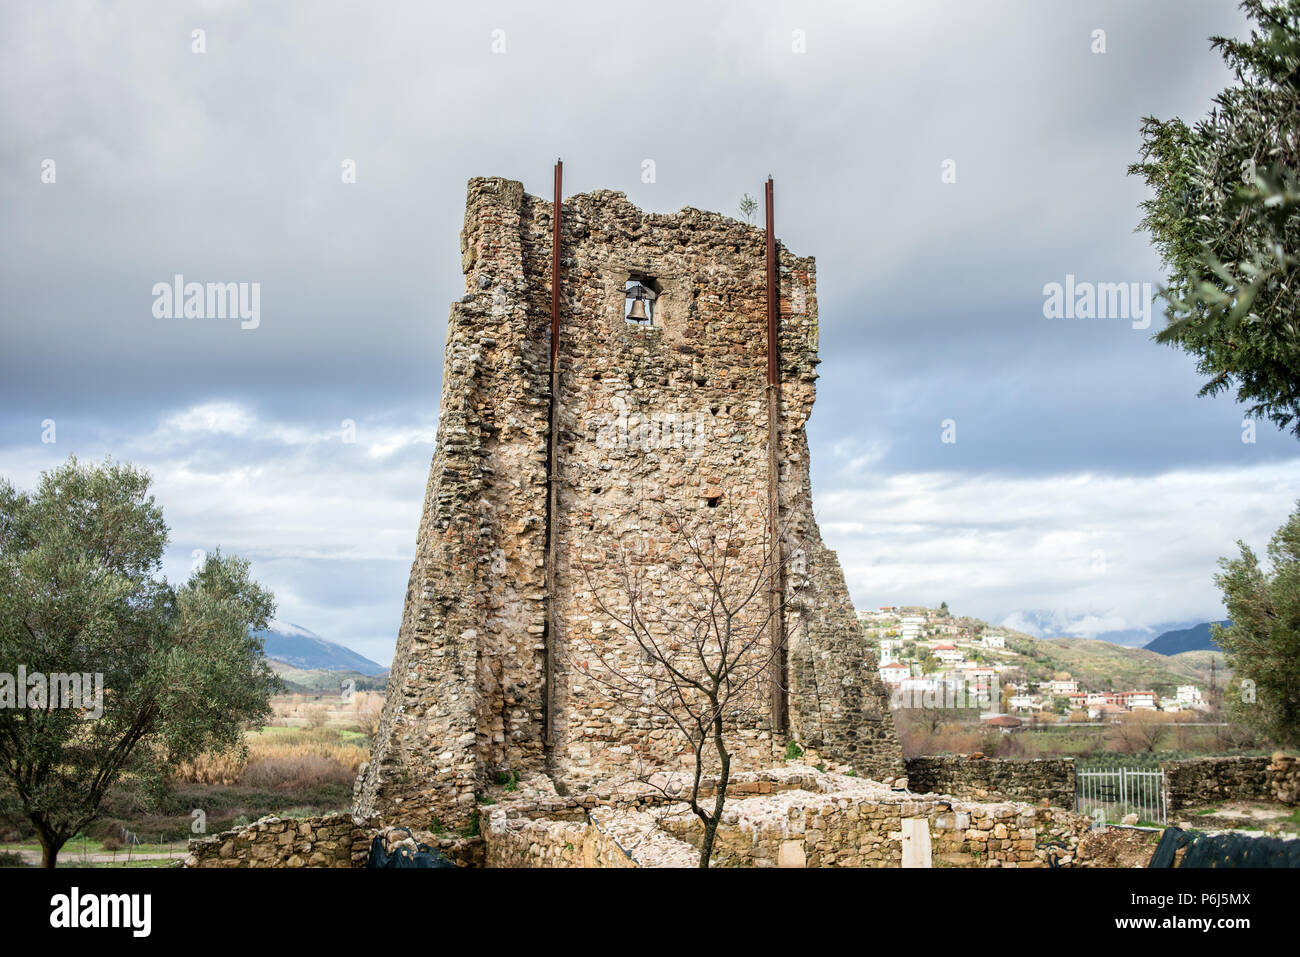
[1143, 620, 1230, 656]
[999, 610, 1235, 650]
[252, 620, 388, 676]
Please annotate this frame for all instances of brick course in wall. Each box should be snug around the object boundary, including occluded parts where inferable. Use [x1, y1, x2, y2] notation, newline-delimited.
[355, 178, 903, 830]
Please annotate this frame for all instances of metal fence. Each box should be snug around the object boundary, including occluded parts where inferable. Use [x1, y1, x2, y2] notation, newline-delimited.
[1076, 768, 1166, 825]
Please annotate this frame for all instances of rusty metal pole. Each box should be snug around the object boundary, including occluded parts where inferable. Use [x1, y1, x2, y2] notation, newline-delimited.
[551, 160, 562, 368]
[544, 159, 562, 749]
[765, 178, 779, 386]
[765, 176, 788, 735]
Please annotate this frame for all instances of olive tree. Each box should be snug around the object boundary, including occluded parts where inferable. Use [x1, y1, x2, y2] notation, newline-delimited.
[0, 456, 281, 866]
[1213, 502, 1300, 749]
[1130, 1, 1300, 434]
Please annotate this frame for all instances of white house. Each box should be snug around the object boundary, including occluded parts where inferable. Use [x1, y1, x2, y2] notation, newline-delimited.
[1121, 691, 1157, 711]
[900, 616, 926, 640]
[982, 634, 1006, 649]
[1176, 685, 1203, 707]
[879, 662, 911, 686]
[931, 643, 964, 664]
[896, 675, 942, 696]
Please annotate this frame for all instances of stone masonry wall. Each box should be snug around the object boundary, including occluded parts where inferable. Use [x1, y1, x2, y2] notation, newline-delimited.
[356, 178, 902, 830]
[185, 814, 374, 868]
[1269, 754, 1300, 805]
[483, 813, 640, 868]
[906, 756, 1076, 808]
[1162, 756, 1272, 812]
[1162, 754, 1300, 811]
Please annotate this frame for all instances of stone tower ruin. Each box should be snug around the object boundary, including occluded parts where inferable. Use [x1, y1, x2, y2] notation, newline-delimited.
[354, 175, 902, 829]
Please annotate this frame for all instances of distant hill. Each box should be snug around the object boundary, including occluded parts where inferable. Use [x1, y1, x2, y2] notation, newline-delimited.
[863, 606, 1226, 696]
[1002, 633, 1222, 695]
[1145, 621, 1229, 656]
[253, 620, 387, 676]
[1004, 611, 1205, 648]
[267, 659, 388, 695]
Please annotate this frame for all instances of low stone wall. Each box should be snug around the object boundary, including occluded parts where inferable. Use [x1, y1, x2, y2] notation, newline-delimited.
[1162, 757, 1271, 812]
[186, 813, 375, 868]
[905, 756, 1075, 808]
[1269, 754, 1299, 805]
[186, 814, 488, 868]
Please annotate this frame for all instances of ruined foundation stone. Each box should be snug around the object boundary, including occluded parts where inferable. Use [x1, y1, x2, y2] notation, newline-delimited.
[483, 767, 1096, 868]
[355, 177, 903, 830]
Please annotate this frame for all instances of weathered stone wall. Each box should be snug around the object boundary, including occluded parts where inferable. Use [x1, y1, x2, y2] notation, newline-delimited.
[483, 813, 640, 868]
[1162, 756, 1271, 812]
[1269, 753, 1299, 805]
[1161, 753, 1300, 810]
[356, 178, 902, 829]
[906, 756, 1076, 808]
[185, 814, 374, 868]
[353, 179, 561, 829]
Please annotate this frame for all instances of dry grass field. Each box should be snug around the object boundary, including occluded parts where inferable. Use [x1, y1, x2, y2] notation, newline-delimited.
[172, 691, 382, 789]
[0, 689, 387, 865]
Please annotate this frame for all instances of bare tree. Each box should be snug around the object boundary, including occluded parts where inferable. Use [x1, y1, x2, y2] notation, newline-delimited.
[575, 502, 800, 868]
[351, 690, 384, 739]
[1108, 711, 1174, 754]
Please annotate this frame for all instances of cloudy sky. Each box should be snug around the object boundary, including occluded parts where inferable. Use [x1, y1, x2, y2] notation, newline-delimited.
[3, 0, 1294, 663]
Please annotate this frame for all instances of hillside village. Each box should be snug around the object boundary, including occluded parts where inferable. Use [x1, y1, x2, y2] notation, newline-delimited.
[857, 606, 1214, 730]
